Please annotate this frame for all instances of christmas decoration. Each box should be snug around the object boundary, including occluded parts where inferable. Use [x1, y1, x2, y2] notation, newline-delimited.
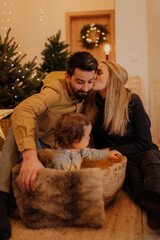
[0, 1, 14, 39]
[0, 28, 44, 109]
[80, 23, 109, 49]
[0, 109, 13, 140]
[39, 2, 45, 26]
[38, 30, 70, 75]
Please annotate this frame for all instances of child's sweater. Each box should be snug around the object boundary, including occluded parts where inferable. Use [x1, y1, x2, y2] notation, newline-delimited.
[51, 147, 108, 170]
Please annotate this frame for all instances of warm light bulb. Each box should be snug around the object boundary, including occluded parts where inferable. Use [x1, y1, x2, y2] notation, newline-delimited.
[105, 44, 110, 54]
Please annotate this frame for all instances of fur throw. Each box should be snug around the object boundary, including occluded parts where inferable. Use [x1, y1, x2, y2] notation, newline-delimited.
[12, 149, 127, 229]
[12, 164, 105, 229]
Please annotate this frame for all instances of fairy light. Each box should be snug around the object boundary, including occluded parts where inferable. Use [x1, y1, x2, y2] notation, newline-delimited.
[39, 2, 45, 26]
[80, 23, 109, 49]
[0, 1, 14, 38]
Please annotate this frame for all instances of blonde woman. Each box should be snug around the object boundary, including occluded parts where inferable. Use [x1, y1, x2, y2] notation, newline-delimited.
[82, 61, 160, 230]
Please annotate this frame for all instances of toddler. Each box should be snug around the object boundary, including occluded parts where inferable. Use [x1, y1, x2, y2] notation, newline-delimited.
[51, 113, 121, 170]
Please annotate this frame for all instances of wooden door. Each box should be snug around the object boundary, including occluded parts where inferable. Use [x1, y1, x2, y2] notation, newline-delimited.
[66, 10, 115, 63]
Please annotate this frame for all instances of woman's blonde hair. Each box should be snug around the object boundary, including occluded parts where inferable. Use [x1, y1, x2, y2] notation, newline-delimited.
[82, 61, 132, 136]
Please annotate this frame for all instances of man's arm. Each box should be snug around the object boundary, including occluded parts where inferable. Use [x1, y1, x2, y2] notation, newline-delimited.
[12, 87, 60, 152]
[12, 87, 60, 192]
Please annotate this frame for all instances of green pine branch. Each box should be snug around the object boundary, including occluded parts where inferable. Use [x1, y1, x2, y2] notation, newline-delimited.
[38, 30, 70, 74]
[0, 28, 44, 109]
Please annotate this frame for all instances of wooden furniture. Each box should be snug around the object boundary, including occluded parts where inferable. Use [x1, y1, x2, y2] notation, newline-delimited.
[127, 75, 141, 96]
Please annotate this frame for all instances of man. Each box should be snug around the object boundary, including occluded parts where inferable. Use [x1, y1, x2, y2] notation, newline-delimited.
[0, 51, 98, 239]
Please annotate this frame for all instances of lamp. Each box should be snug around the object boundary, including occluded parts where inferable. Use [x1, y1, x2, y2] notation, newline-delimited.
[104, 44, 110, 60]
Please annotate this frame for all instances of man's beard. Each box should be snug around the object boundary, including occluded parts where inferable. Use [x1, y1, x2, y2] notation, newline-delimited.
[74, 90, 89, 100]
[70, 83, 89, 100]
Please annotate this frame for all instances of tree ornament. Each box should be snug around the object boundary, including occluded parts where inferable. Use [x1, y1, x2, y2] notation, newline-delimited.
[80, 23, 109, 49]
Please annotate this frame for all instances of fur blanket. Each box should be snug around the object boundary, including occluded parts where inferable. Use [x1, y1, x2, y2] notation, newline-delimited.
[11, 149, 127, 229]
[12, 165, 105, 229]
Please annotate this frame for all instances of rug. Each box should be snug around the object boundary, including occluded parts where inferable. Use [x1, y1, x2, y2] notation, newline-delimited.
[10, 190, 142, 240]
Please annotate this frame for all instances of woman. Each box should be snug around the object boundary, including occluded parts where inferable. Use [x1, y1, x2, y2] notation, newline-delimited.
[82, 61, 160, 230]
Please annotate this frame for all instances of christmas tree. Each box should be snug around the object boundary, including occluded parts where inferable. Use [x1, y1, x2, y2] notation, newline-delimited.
[0, 28, 43, 109]
[38, 30, 70, 74]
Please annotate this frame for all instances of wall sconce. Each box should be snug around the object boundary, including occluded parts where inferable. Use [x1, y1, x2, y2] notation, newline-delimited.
[105, 44, 110, 60]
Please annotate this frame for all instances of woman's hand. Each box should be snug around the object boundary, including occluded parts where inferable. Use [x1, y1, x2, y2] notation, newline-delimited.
[19, 149, 45, 192]
[108, 150, 122, 160]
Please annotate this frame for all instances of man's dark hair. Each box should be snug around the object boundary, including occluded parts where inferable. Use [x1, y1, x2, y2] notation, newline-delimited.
[53, 112, 90, 149]
[66, 51, 98, 77]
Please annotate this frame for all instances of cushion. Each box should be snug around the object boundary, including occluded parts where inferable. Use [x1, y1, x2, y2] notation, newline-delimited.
[43, 71, 66, 86]
[12, 165, 105, 229]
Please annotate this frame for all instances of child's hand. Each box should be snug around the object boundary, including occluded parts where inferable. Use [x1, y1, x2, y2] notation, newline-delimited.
[108, 150, 122, 160]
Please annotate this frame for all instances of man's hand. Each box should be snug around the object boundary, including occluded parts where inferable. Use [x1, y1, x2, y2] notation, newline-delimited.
[19, 149, 44, 192]
[108, 150, 122, 160]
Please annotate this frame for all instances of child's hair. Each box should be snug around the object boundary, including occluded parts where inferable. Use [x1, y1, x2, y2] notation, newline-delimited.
[54, 113, 90, 149]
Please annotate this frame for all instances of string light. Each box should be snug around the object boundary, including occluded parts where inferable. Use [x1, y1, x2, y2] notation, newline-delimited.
[39, 2, 45, 26]
[0, 1, 13, 38]
[80, 23, 109, 49]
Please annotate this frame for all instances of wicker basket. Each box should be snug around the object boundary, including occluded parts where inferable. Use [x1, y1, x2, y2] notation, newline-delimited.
[0, 117, 12, 151]
[82, 156, 127, 205]
[38, 149, 127, 206]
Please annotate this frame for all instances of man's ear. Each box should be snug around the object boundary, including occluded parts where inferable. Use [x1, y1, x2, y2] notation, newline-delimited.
[65, 72, 71, 83]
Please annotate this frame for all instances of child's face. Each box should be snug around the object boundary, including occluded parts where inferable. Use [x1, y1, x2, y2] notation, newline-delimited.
[72, 124, 92, 149]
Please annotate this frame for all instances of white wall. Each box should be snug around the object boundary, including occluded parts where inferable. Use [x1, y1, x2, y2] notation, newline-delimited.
[0, 0, 114, 64]
[115, 0, 148, 111]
